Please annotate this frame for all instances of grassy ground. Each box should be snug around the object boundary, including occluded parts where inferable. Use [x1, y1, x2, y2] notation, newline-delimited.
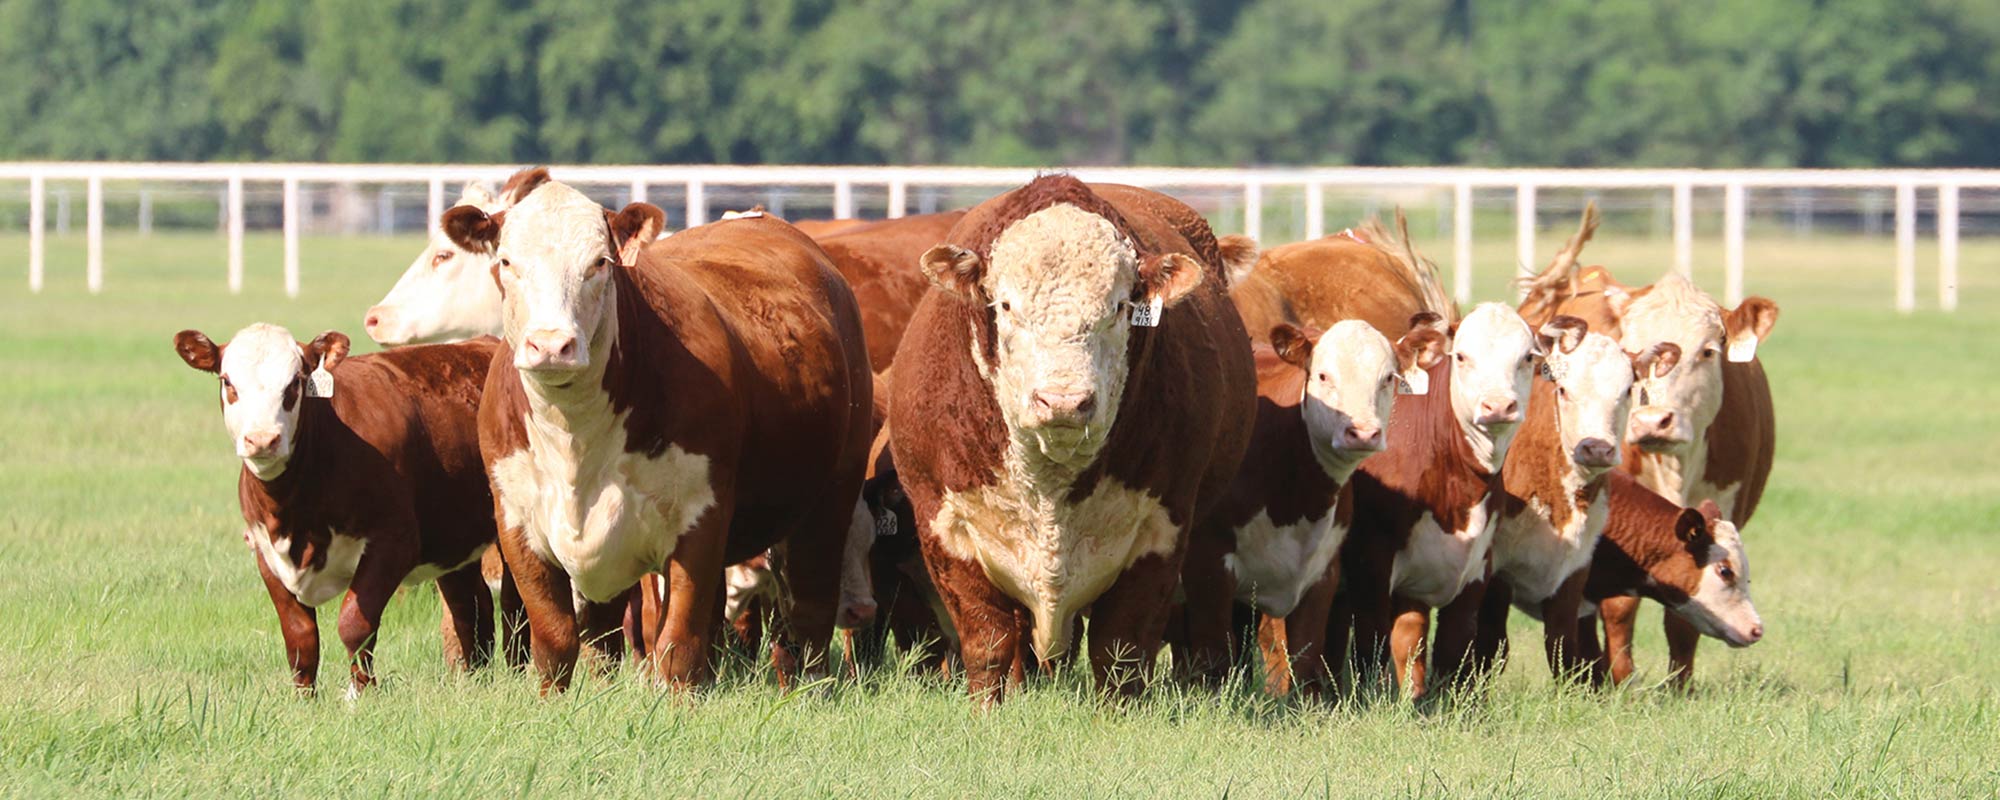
[1, 229, 1997, 797]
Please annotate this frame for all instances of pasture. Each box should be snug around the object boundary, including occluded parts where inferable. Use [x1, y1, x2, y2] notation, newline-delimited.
[2, 228, 1997, 797]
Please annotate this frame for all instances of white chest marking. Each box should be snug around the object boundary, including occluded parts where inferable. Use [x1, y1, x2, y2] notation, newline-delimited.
[1390, 501, 1495, 608]
[489, 402, 716, 603]
[1491, 487, 1608, 608]
[250, 524, 367, 608]
[1227, 509, 1347, 616]
[930, 472, 1177, 659]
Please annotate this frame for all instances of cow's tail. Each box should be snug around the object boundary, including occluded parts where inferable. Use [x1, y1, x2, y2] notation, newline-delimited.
[1355, 208, 1459, 325]
[1516, 201, 1601, 325]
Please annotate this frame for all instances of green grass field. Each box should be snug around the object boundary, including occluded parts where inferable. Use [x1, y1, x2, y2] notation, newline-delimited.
[2, 229, 1997, 797]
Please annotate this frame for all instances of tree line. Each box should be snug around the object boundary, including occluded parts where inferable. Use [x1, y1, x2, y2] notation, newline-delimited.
[2, 0, 1994, 167]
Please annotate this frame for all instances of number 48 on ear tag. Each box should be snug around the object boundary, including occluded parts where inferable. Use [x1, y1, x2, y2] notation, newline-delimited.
[1130, 296, 1164, 328]
[305, 367, 335, 399]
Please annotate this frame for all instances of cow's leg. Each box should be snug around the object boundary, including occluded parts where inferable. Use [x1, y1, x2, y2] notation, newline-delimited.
[640, 574, 666, 658]
[1087, 554, 1180, 699]
[1282, 567, 1340, 697]
[498, 561, 529, 670]
[435, 562, 492, 670]
[1323, 590, 1355, 698]
[655, 506, 731, 690]
[1663, 608, 1701, 691]
[1178, 527, 1238, 685]
[495, 518, 581, 694]
[1599, 595, 1640, 686]
[1472, 579, 1513, 679]
[1257, 613, 1291, 696]
[771, 512, 855, 688]
[336, 560, 402, 696]
[1431, 578, 1487, 693]
[920, 532, 1025, 705]
[1576, 610, 1608, 686]
[255, 554, 319, 693]
[579, 593, 627, 673]
[1539, 571, 1589, 684]
[1388, 598, 1431, 700]
[623, 582, 647, 661]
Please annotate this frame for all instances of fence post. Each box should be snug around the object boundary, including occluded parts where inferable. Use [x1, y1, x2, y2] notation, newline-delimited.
[228, 173, 244, 293]
[685, 181, 707, 228]
[1304, 181, 1324, 241]
[28, 173, 44, 293]
[629, 179, 647, 206]
[1724, 182, 1745, 307]
[138, 190, 153, 236]
[87, 175, 103, 294]
[1939, 183, 1959, 313]
[1895, 181, 1915, 313]
[283, 177, 300, 298]
[426, 177, 444, 236]
[1674, 181, 1693, 277]
[834, 180, 855, 219]
[1514, 182, 1536, 296]
[1243, 181, 1263, 242]
[888, 179, 907, 219]
[1454, 181, 1473, 306]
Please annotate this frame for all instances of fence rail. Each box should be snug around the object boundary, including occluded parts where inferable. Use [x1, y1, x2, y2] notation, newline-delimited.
[10, 162, 1999, 312]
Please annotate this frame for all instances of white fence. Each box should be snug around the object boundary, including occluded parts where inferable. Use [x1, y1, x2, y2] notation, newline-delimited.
[7, 162, 1998, 312]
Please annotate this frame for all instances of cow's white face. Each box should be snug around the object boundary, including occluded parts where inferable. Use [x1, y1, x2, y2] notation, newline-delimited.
[1676, 520, 1762, 647]
[491, 183, 617, 376]
[1540, 328, 1635, 472]
[1449, 303, 1539, 437]
[174, 324, 347, 481]
[1301, 321, 1407, 463]
[1615, 275, 1728, 453]
[365, 183, 505, 346]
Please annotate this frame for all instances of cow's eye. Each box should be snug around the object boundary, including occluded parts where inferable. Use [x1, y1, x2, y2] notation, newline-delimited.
[999, 300, 1011, 313]
[433, 250, 454, 266]
[1316, 372, 1329, 383]
[1455, 353, 1468, 365]
[1717, 565, 1736, 581]
[1521, 353, 1535, 365]
[1702, 347, 1719, 360]
[1557, 386, 1568, 400]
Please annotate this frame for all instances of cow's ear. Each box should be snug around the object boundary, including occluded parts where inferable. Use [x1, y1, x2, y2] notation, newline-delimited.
[1140, 252, 1206, 308]
[498, 166, 551, 205]
[1269, 324, 1320, 371]
[1674, 507, 1709, 545]
[1604, 285, 1635, 319]
[442, 205, 502, 253]
[1408, 311, 1447, 334]
[1697, 499, 1724, 525]
[1215, 234, 1260, 285]
[1633, 341, 1682, 380]
[304, 331, 351, 373]
[1396, 327, 1448, 371]
[174, 330, 221, 373]
[608, 203, 667, 265]
[1725, 296, 1779, 363]
[1538, 315, 1589, 357]
[458, 181, 498, 209]
[920, 244, 985, 299]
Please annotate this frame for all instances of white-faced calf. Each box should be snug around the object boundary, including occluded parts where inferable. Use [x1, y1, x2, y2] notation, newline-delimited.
[173, 325, 504, 695]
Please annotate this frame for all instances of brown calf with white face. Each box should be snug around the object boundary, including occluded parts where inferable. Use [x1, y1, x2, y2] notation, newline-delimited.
[889, 176, 1256, 702]
[1518, 251, 1777, 687]
[446, 174, 873, 693]
[173, 327, 504, 695]
[1181, 320, 1444, 694]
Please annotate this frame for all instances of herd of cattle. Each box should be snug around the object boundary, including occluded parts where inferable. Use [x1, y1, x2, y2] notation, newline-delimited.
[171, 168, 1776, 704]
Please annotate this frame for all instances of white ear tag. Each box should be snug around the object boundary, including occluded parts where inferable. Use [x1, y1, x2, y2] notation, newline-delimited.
[1397, 369, 1429, 396]
[306, 367, 335, 398]
[872, 507, 898, 538]
[1130, 296, 1164, 328]
[1727, 334, 1758, 363]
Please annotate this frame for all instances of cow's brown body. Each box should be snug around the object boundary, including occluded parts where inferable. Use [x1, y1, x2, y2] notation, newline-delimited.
[477, 213, 873, 691]
[813, 211, 967, 370]
[889, 178, 1255, 701]
[1577, 471, 1746, 682]
[1231, 224, 1452, 343]
[232, 338, 509, 691]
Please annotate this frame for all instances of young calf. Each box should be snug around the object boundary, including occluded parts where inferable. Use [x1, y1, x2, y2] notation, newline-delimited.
[173, 325, 503, 694]
[1181, 320, 1442, 693]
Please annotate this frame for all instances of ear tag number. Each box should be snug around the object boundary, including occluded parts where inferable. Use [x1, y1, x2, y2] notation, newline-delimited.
[1727, 334, 1758, 363]
[1130, 296, 1164, 328]
[873, 508, 898, 538]
[306, 367, 335, 399]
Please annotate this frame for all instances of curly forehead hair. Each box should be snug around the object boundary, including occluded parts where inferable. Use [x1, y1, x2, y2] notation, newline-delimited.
[953, 175, 1138, 261]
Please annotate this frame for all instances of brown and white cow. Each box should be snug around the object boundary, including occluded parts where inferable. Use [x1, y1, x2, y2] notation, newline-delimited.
[1519, 259, 1778, 686]
[1471, 320, 1665, 682]
[1181, 320, 1444, 694]
[1580, 471, 1762, 683]
[443, 174, 873, 692]
[889, 176, 1256, 702]
[365, 169, 558, 347]
[173, 326, 503, 695]
[1335, 303, 1543, 699]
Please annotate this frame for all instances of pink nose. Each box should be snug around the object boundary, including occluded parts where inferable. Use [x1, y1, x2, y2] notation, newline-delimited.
[1634, 408, 1675, 433]
[1573, 438, 1620, 467]
[1032, 389, 1096, 420]
[1338, 423, 1383, 450]
[1476, 398, 1520, 425]
[836, 597, 879, 630]
[243, 431, 280, 456]
[1745, 624, 1763, 643]
[522, 329, 581, 369]
[363, 306, 388, 334]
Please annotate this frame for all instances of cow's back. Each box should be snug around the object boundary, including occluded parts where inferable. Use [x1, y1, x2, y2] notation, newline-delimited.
[814, 210, 966, 369]
[1234, 236, 1431, 343]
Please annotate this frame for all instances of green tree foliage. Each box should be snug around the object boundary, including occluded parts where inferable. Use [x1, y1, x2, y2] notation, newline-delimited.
[0, 0, 1994, 166]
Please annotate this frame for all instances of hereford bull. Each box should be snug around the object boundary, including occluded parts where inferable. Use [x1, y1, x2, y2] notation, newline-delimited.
[889, 175, 1256, 702]
[443, 173, 872, 692]
[1518, 253, 1778, 686]
[1181, 320, 1444, 694]
[173, 326, 503, 695]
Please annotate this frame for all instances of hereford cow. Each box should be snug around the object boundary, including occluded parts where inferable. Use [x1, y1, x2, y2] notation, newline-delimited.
[889, 175, 1256, 702]
[1518, 254, 1778, 686]
[1181, 320, 1444, 694]
[364, 169, 555, 347]
[442, 174, 873, 692]
[1471, 320, 1666, 682]
[173, 326, 502, 695]
[1335, 303, 1542, 699]
[1579, 472, 1763, 682]
[813, 211, 967, 370]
